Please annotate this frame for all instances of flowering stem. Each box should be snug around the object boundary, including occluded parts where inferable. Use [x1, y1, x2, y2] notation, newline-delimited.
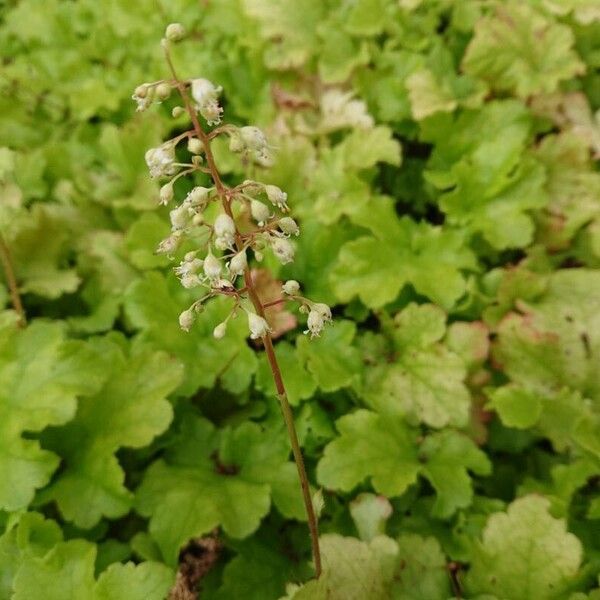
[164, 45, 322, 578]
[0, 233, 26, 327]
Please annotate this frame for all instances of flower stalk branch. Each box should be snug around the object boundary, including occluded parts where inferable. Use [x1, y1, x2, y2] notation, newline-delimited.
[156, 36, 324, 577]
[0, 232, 26, 327]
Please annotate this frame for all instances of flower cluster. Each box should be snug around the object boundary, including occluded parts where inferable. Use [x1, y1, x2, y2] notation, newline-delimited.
[136, 23, 332, 343]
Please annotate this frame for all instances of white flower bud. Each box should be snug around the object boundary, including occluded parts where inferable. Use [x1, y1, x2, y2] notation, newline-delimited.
[159, 183, 174, 205]
[282, 280, 300, 295]
[254, 250, 264, 262]
[165, 23, 186, 42]
[214, 213, 236, 248]
[156, 231, 182, 255]
[250, 200, 270, 224]
[145, 145, 177, 178]
[229, 249, 247, 277]
[270, 237, 295, 264]
[278, 217, 299, 236]
[155, 82, 171, 101]
[191, 78, 223, 126]
[184, 251, 197, 262]
[265, 185, 289, 210]
[187, 137, 203, 154]
[247, 312, 271, 340]
[203, 250, 222, 280]
[172, 106, 185, 118]
[169, 205, 189, 231]
[213, 322, 227, 339]
[192, 213, 204, 226]
[179, 308, 195, 332]
[306, 303, 332, 338]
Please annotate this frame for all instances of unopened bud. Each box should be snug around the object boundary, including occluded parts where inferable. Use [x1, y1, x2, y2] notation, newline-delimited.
[172, 106, 185, 118]
[165, 23, 186, 42]
[155, 82, 171, 101]
[187, 138, 203, 154]
[213, 322, 227, 339]
[179, 308, 195, 332]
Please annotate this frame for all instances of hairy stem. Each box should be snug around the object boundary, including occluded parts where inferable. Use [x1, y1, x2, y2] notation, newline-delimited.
[164, 47, 322, 578]
[0, 233, 26, 327]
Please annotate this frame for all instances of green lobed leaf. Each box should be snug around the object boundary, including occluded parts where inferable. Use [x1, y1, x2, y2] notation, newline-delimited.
[464, 495, 583, 599]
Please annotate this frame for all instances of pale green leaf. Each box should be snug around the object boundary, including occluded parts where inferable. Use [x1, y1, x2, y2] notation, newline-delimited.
[465, 496, 583, 600]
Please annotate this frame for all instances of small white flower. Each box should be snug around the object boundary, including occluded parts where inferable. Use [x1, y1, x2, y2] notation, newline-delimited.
[247, 312, 271, 340]
[165, 23, 186, 42]
[159, 183, 174, 205]
[214, 213, 236, 248]
[213, 278, 235, 291]
[278, 217, 299, 236]
[169, 204, 190, 231]
[175, 255, 203, 277]
[251, 200, 270, 224]
[191, 78, 223, 126]
[132, 84, 153, 112]
[213, 322, 227, 339]
[240, 126, 268, 150]
[270, 237, 295, 264]
[265, 185, 289, 211]
[282, 280, 300, 295]
[179, 308, 195, 332]
[306, 303, 332, 338]
[236, 126, 273, 167]
[186, 186, 210, 207]
[203, 250, 222, 280]
[156, 231, 183, 255]
[145, 145, 177, 178]
[229, 249, 247, 277]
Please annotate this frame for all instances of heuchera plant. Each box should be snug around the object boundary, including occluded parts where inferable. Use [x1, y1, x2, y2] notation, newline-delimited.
[134, 22, 332, 578]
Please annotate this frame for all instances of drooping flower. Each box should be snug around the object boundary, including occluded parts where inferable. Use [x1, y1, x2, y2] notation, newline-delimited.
[203, 250, 222, 280]
[191, 78, 223, 125]
[250, 200, 270, 224]
[145, 144, 177, 178]
[229, 249, 247, 278]
[305, 303, 332, 338]
[156, 231, 183, 255]
[265, 185, 289, 211]
[214, 213, 236, 249]
[247, 312, 271, 340]
[179, 308, 195, 332]
[270, 237, 295, 264]
[278, 217, 299, 236]
[282, 280, 300, 295]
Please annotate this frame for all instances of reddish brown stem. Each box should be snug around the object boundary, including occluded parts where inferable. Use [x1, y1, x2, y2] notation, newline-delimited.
[263, 298, 286, 309]
[164, 46, 322, 578]
[0, 233, 25, 327]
